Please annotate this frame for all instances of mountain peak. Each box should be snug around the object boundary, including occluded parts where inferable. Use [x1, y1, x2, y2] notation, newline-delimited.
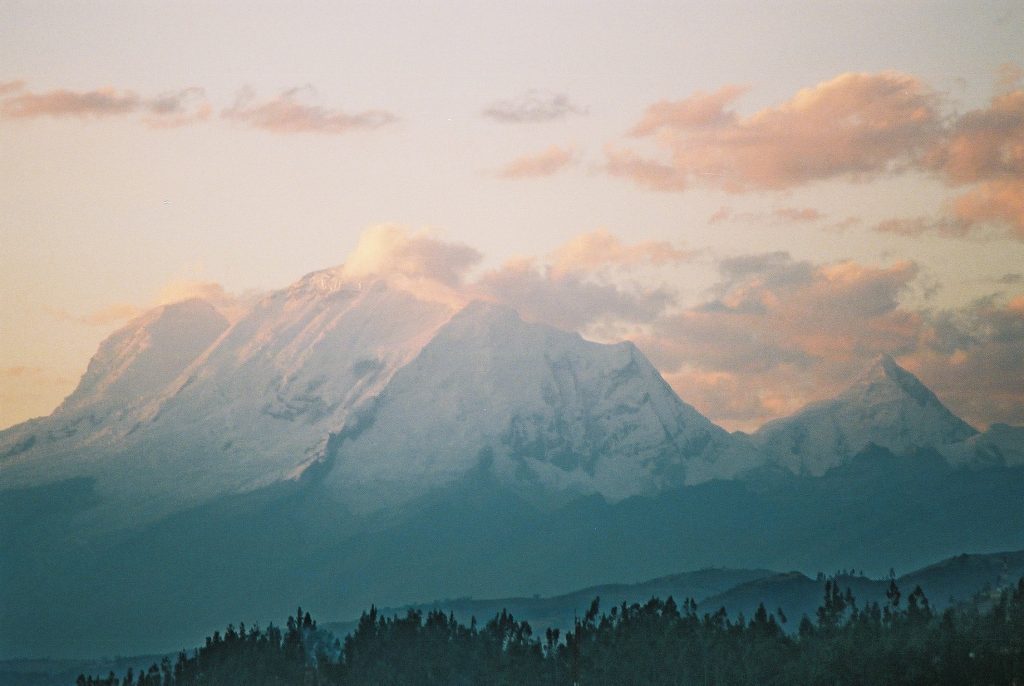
[755, 353, 977, 475]
[323, 306, 759, 511]
[848, 354, 960, 412]
[58, 298, 229, 416]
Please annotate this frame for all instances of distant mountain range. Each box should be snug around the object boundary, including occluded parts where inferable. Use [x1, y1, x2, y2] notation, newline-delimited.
[1, 263, 1022, 659]
[5, 549, 1021, 686]
[323, 548, 1024, 640]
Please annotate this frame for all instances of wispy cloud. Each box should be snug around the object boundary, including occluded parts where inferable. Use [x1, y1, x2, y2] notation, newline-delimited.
[707, 206, 826, 225]
[222, 86, 397, 134]
[143, 87, 212, 128]
[548, 229, 693, 277]
[497, 144, 576, 179]
[1, 86, 142, 118]
[0, 80, 26, 96]
[482, 90, 584, 123]
[0, 80, 394, 134]
[772, 207, 824, 223]
[0, 82, 211, 128]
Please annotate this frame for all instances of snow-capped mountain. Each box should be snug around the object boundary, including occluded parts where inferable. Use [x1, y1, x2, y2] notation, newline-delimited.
[1, 268, 763, 526]
[2, 265, 1022, 660]
[323, 302, 762, 511]
[0, 269, 460, 525]
[942, 423, 1024, 468]
[0, 298, 229, 475]
[753, 354, 978, 475]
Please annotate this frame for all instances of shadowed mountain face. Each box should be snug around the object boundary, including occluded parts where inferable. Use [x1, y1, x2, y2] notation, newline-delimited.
[754, 354, 979, 475]
[0, 268, 1021, 659]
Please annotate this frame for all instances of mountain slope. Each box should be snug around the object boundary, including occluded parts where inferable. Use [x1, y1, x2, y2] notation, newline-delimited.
[0, 299, 228, 470]
[0, 272, 459, 527]
[942, 423, 1024, 468]
[322, 302, 762, 510]
[699, 549, 1024, 628]
[754, 354, 978, 475]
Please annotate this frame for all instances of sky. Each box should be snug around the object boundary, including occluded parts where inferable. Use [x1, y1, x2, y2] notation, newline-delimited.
[1, 0, 1022, 432]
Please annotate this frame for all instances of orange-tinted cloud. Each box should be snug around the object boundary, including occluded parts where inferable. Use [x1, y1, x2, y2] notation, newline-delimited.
[706, 206, 825, 226]
[773, 207, 824, 223]
[473, 258, 674, 332]
[222, 86, 396, 134]
[142, 87, 212, 128]
[605, 146, 689, 191]
[0, 82, 210, 127]
[0, 80, 25, 95]
[612, 72, 940, 192]
[497, 144, 576, 179]
[909, 295, 1024, 427]
[629, 85, 749, 136]
[950, 179, 1024, 239]
[1, 86, 141, 118]
[482, 90, 584, 123]
[632, 252, 925, 429]
[341, 225, 482, 287]
[619, 68, 1024, 240]
[878, 73, 1024, 239]
[156, 280, 256, 322]
[927, 88, 1024, 184]
[548, 229, 693, 276]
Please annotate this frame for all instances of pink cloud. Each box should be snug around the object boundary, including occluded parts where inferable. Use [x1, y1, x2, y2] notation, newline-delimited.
[1, 86, 141, 118]
[547, 229, 693, 276]
[950, 179, 1024, 239]
[611, 72, 940, 192]
[629, 85, 749, 135]
[772, 207, 824, 223]
[473, 259, 674, 332]
[706, 206, 825, 226]
[632, 253, 925, 428]
[0, 80, 25, 96]
[142, 87, 212, 128]
[222, 86, 396, 134]
[341, 225, 482, 287]
[497, 144, 576, 179]
[0, 81, 210, 127]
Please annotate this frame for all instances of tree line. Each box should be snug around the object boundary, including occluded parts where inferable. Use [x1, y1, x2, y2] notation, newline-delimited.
[78, 576, 1024, 685]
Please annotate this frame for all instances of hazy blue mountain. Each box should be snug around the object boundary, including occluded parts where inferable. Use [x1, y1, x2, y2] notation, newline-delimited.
[321, 549, 1024, 641]
[698, 549, 1024, 629]
[3, 443, 1021, 658]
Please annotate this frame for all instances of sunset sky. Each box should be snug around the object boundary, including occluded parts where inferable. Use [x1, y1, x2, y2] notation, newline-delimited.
[1, 1, 1022, 431]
